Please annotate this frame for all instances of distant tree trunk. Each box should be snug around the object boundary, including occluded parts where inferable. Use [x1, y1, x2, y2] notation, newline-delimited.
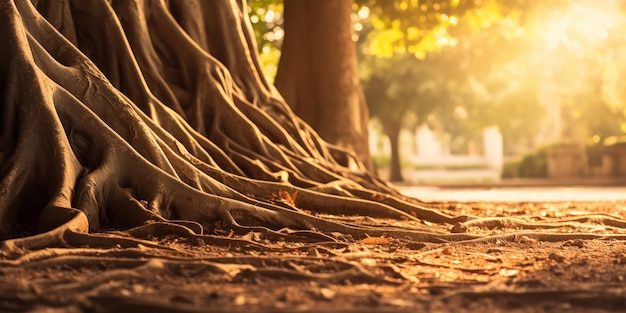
[275, 0, 372, 169]
[381, 117, 404, 182]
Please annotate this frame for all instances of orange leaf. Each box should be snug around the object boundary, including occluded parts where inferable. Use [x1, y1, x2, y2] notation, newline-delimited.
[269, 190, 298, 206]
[360, 237, 392, 245]
[278, 190, 297, 205]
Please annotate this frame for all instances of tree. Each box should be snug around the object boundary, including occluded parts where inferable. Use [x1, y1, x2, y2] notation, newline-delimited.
[362, 54, 449, 181]
[358, 0, 588, 163]
[356, 0, 481, 181]
[1, 0, 481, 258]
[275, 0, 372, 169]
[5, 2, 626, 310]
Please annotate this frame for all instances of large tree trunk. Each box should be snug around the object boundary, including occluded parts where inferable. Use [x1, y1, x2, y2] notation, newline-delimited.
[382, 117, 404, 182]
[275, 0, 372, 169]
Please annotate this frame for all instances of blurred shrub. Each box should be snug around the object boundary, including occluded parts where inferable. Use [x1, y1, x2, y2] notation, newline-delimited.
[503, 141, 615, 179]
[517, 145, 550, 178]
[501, 160, 520, 178]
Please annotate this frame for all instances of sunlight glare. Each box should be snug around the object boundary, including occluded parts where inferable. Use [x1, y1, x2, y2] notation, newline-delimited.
[354, 22, 363, 32]
[273, 28, 284, 41]
[265, 10, 275, 23]
[358, 6, 370, 19]
[542, 1, 623, 51]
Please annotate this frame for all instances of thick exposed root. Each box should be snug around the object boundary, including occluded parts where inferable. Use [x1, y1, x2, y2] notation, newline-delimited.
[452, 214, 626, 233]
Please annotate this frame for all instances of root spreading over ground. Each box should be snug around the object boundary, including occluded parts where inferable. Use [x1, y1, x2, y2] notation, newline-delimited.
[1, 0, 626, 311]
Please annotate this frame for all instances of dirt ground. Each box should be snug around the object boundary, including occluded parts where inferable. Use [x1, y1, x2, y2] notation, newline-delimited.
[2, 201, 626, 312]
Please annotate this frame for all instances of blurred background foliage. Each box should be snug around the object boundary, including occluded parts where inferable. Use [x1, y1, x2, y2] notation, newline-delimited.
[248, 0, 626, 177]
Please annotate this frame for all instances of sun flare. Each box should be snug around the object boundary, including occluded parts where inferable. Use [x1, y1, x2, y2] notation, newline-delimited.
[541, 1, 624, 51]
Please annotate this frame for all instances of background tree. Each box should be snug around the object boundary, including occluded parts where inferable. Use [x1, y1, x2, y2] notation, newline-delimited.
[362, 54, 449, 181]
[353, 0, 481, 181]
[359, 0, 626, 166]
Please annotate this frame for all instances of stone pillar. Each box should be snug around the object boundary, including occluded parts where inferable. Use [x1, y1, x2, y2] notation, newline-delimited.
[416, 125, 441, 161]
[483, 126, 503, 171]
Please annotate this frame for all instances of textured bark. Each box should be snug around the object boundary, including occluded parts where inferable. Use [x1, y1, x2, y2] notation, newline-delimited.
[275, 0, 372, 169]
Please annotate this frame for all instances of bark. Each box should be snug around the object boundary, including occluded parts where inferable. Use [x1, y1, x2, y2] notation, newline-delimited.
[275, 0, 372, 169]
[382, 117, 404, 182]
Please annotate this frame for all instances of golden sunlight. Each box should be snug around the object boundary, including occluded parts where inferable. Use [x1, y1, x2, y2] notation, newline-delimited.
[541, 1, 624, 51]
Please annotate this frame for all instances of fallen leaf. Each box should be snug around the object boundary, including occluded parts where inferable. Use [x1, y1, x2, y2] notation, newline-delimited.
[360, 237, 392, 245]
[442, 246, 455, 255]
[319, 288, 336, 300]
[279, 190, 297, 205]
[499, 268, 519, 277]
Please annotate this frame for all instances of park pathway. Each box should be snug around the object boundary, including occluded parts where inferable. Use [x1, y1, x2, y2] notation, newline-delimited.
[399, 185, 626, 202]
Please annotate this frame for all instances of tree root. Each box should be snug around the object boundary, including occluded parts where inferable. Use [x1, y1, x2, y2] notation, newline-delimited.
[447, 232, 626, 245]
[452, 214, 626, 232]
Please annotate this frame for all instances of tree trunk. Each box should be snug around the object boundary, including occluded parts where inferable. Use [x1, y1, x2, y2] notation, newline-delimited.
[275, 0, 372, 169]
[382, 118, 404, 182]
